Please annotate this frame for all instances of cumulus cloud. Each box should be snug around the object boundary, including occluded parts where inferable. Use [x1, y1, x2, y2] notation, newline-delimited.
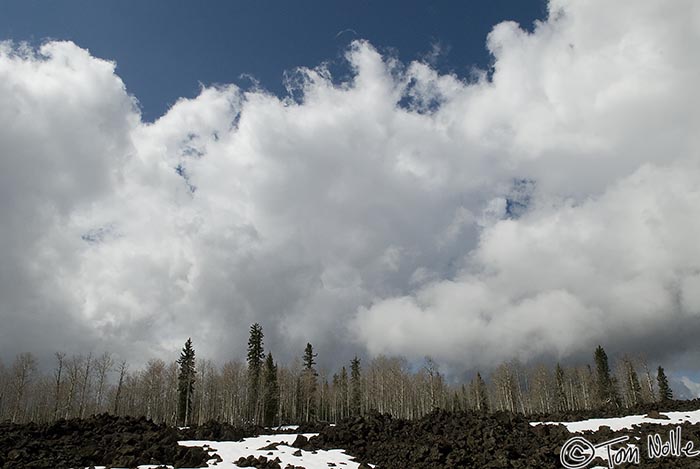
[1, 0, 699, 372]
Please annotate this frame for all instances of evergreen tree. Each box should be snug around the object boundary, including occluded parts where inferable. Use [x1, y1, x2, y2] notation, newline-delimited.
[303, 343, 317, 371]
[177, 338, 196, 426]
[262, 352, 279, 427]
[350, 356, 362, 417]
[301, 343, 318, 422]
[246, 323, 265, 424]
[594, 345, 619, 408]
[555, 363, 568, 411]
[657, 366, 673, 402]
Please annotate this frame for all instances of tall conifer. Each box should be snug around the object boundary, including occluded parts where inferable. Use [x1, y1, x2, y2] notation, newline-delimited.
[657, 366, 673, 402]
[350, 356, 362, 416]
[246, 323, 265, 423]
[262, 352, 279, 426]
[177, 338, 196, 426]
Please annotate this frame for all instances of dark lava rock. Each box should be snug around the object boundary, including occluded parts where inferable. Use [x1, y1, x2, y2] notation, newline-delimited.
[306, 408, 700, 469]
[307, 409, 572, 468]
[258, 441, 286, 451]
[235, 454, 283, 468]
[0, 414, 210, 469]
[291, 434, 312, 450]
[530, 398, 700, 422]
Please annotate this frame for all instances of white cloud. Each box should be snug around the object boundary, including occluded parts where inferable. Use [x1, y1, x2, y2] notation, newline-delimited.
[680, 376, 700, 399]
[1, 0, 700, 372]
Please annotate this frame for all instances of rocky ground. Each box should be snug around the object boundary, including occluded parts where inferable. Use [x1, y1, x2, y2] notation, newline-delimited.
[302, 401, 700, 469]
[0, 414, 215, 469]
[529, 398, 700, 422]
[305, 410, 571, 468]
[3, 401, 700, 468]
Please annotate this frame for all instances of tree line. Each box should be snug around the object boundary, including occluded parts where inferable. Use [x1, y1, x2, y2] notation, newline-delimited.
[0, 327, 675, 426]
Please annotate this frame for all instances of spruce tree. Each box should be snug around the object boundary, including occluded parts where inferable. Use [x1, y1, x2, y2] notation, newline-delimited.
[177, 338, 196, 426]
[262, 352, 279, 427]
[657, 366, 673, 402]
[303, 343, 317, 371]
[350, 356, 362, 417]
[246, 323, 265, 424]
[301, 343, 318, 422]
[594, 345, 619, 408]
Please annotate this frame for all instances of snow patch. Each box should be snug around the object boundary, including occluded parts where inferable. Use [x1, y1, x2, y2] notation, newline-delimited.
[530, 409, 700, 432]
[178, 433, 373, 468]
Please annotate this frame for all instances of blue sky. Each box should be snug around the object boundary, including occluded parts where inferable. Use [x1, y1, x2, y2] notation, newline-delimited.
[0, 0, 545, 121]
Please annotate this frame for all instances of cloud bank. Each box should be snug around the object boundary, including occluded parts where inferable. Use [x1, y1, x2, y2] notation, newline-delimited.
[1, 0, 699, 371]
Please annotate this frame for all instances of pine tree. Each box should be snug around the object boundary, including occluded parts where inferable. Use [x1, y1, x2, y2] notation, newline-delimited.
[246, 323, 265, 424]
[657, 366, 673, 402]
[301, 343, 318, 422]
[350, 356, 362, 417]
[177, 338, 196, 426]
[303, 343, 317, 371]
[262, 352, 279, 427]
[594, 345, 619, 408]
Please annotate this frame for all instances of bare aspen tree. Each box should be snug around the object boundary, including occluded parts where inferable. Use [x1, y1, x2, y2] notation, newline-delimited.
[278, 359, 301, 424]
[78, 352, 93, 418]
[423, 356, 442, 411]
[578, 365, 595, 410]
[142, 359, 166, 421]
[319, 374, 330, 422]
[113, 360, 128, 415]
[11, 353, 37, 423]
[555, 363, 568, 411]
[0, 358, 6, 420]
[94, 352, 113, 413]
[511, 360, 528, 414]
[53, 352, 66, 420]
[164, 361, 179, 425]
[63, 355, 84, 419]
[471, 372, 489, 412]
[196, 358, 220, 424]
[639, 357, 656, 403]
[493, 362, 517, 412]
[619, 356, 642, 408]
[221, 360, 245, 424]
[530, 364, 553, 414]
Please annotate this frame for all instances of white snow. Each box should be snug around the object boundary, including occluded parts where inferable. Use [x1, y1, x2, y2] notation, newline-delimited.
[530, 408, 700, 432]
[83, 432, 370, 469]
[531, 409, 700, 469]
[178, 433, 373, 469]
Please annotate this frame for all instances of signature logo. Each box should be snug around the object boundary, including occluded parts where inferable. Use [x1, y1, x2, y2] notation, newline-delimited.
[559, 426, 700, 468]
